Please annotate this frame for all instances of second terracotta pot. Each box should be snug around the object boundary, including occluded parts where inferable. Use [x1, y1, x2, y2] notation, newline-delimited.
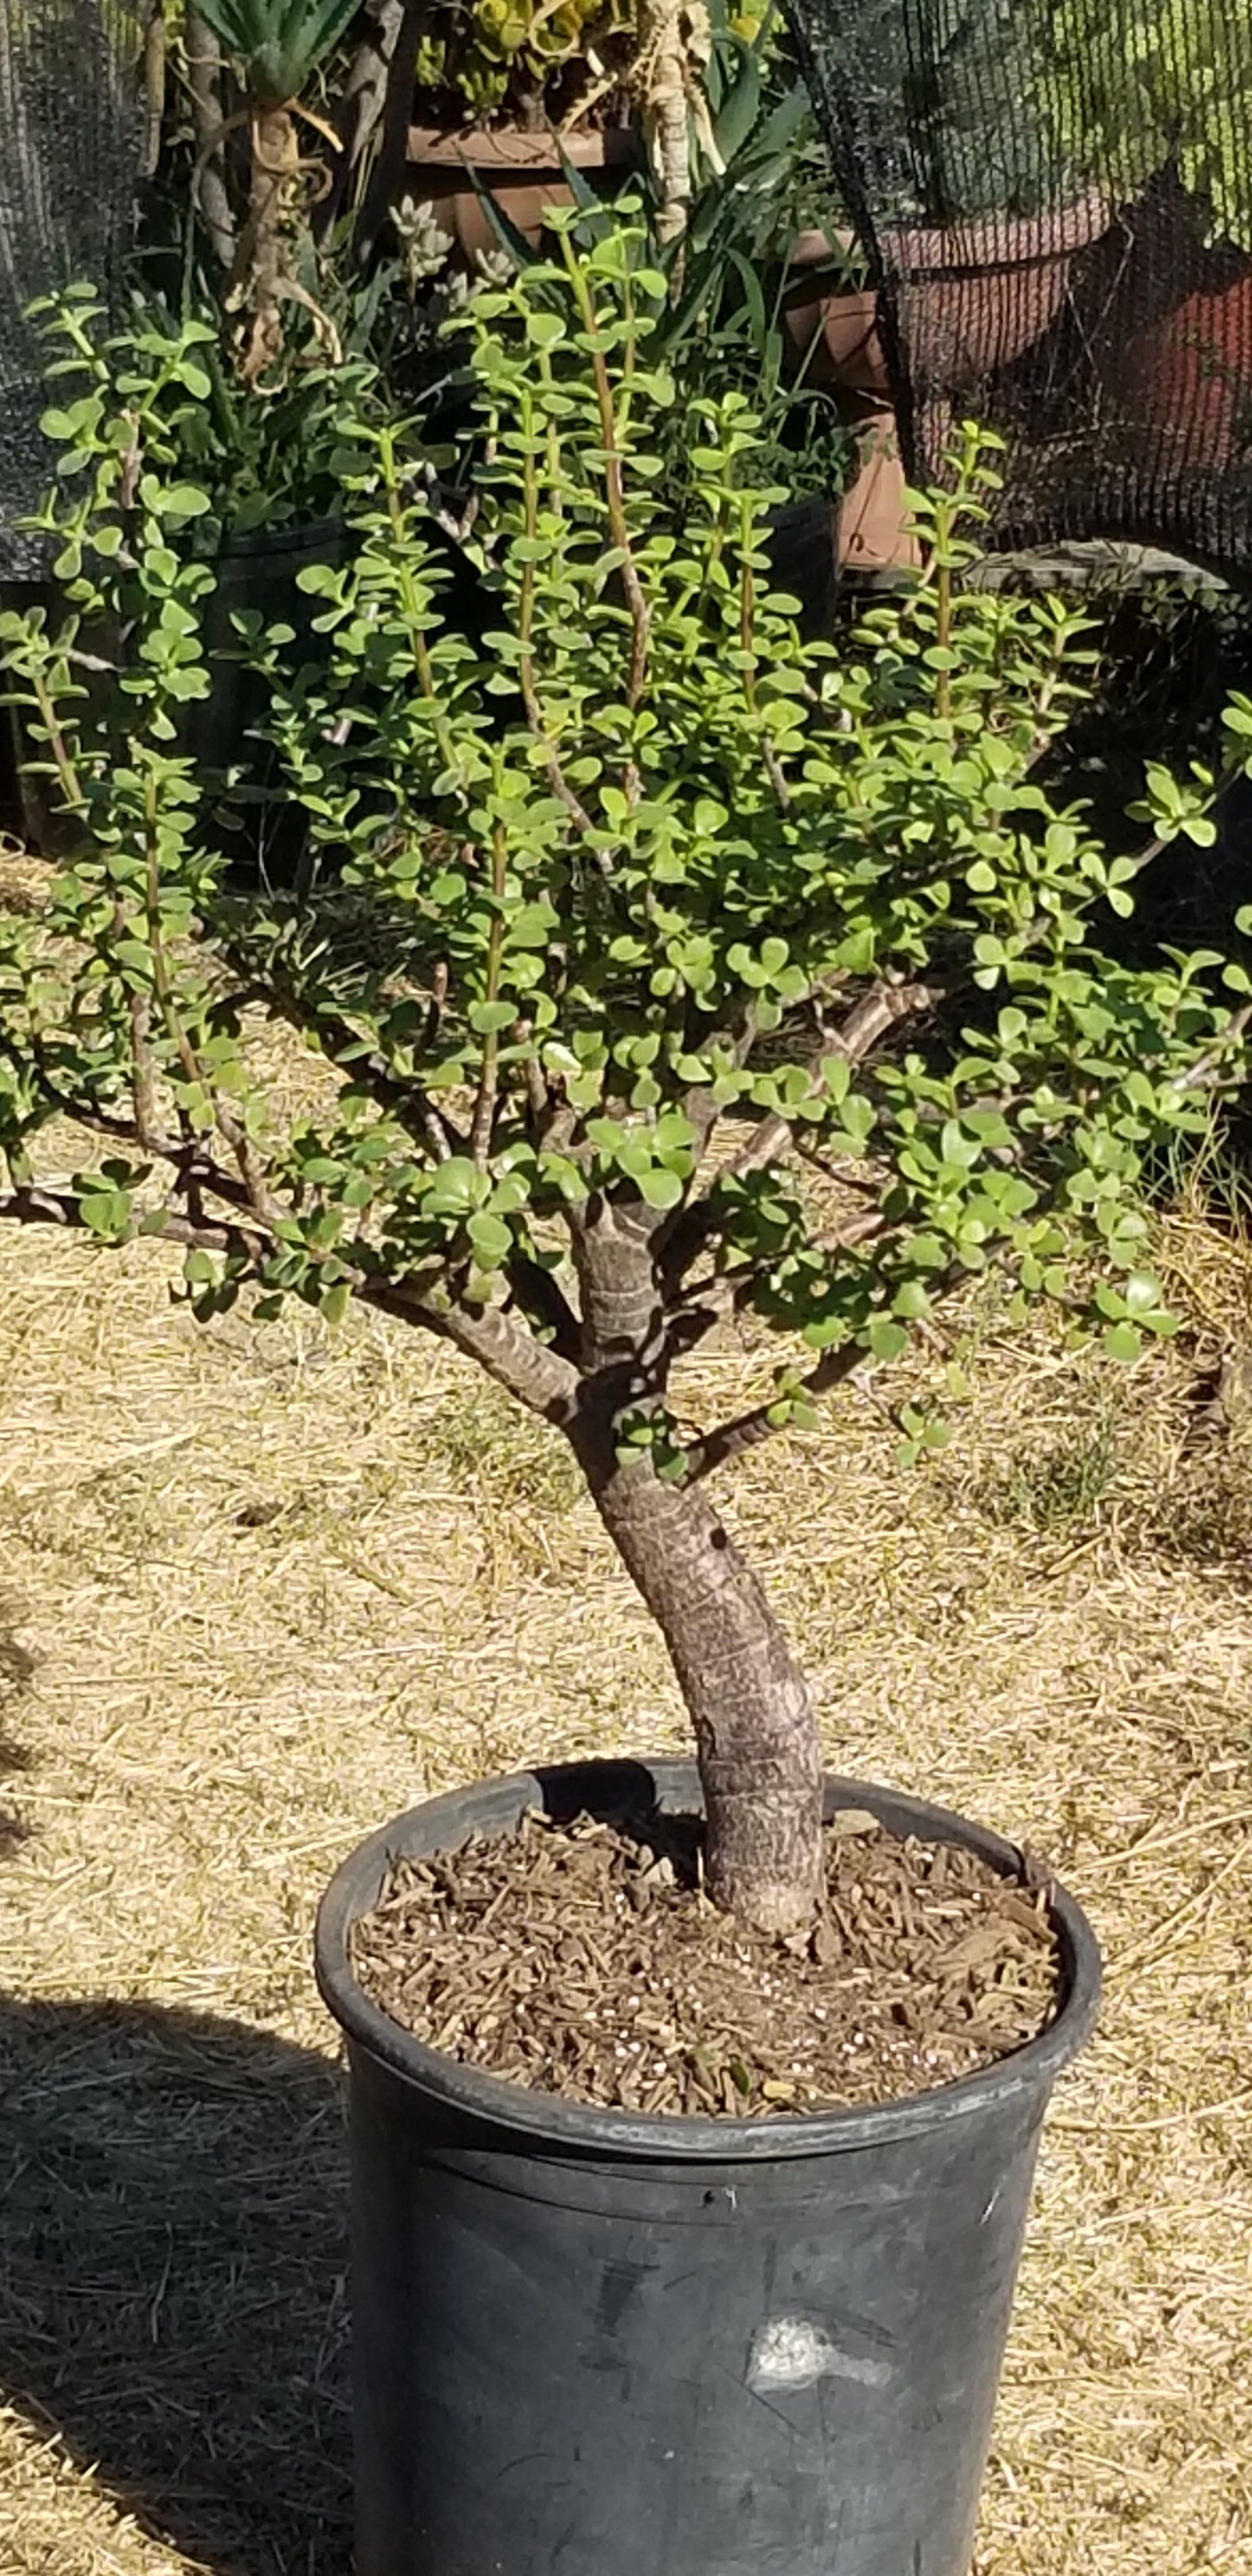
[406, 123, 635, 263]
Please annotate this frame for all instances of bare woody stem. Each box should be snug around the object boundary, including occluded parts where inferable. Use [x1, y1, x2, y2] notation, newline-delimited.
[28, 672, 84, 814]
[381, 431, 457, 776]
[470, 821, 507, 1168]
[185, 10, 237, 269]
[560, 235, 651, 714]
[679, 1341, 868, 1486]
[0, 1180, 270, 1265]
[934, 529, 952, 723]
[568, 1204, 824, 1930]
[126, 982, 164, 1154]
[738, 500, 789, 811]
[251, 948, 461, 1165]
[572, 1410, 824, 1931]
[661, 976, 946, 1288]
[518, 405, 595, 834]
[142, 779, 277, 1229]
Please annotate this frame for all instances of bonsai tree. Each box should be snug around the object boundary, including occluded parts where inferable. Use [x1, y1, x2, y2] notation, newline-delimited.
[2, 227, 1249, 1932]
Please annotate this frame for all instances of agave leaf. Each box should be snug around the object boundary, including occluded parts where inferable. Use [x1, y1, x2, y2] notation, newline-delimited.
[191, 0, 262, 53]
[463, 159, 546, 274]
[194, 0, 362, 99]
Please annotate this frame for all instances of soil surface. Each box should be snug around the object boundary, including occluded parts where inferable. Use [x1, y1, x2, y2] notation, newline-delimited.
[350, 1801, 1063, 2118]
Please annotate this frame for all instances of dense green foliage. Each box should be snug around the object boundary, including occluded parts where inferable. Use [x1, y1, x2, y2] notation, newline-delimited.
[1, 230, 1249, 1489]
[1039, 0, 1252, 249]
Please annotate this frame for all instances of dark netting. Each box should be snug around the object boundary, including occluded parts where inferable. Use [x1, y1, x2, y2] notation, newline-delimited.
[0, 0, 146, 575]
[789, 0, 1252, 576]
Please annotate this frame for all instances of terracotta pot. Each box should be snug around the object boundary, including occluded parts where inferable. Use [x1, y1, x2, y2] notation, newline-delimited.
[833, 399, 921, 578]
[889, 190, 1111, 385]
[406, 123, 634, 263]
[784, 195, 1110, 575]
[1113, 269, 1252, 464]
[785, 247, 886, 399]
[782, 263, 916, 574]
[787, 193, 1110, 397]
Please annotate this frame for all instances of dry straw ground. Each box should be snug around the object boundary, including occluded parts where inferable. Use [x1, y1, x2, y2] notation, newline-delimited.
[0, 909, 1250, 2572]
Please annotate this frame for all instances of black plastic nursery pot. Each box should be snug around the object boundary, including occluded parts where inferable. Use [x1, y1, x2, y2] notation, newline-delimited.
[315, 1759, 1101, 2576]
[1, 525, 351, 869]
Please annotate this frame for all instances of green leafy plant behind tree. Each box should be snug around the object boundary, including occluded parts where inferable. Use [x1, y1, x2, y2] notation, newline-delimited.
[1038, 0, 1252, 249]
[3, 239, 1250, 1932]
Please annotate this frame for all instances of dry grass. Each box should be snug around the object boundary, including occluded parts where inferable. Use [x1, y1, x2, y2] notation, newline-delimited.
[1, 1067, 1250, 2573]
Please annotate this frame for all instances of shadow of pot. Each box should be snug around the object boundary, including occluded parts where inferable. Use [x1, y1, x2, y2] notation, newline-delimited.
[406, 123, 636, 262]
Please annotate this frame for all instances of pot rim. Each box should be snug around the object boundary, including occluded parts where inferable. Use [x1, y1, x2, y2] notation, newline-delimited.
[406, 121, 635, 174]
[315, 1759, 1101, 2164]
[790, 190, 1111, 286]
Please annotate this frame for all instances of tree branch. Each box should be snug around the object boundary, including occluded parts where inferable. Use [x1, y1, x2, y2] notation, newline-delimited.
[315, 0, 405, 239]
[232, 945, 464, 1164]
[360, 1278, 582, 1424]
[1171, 999, 1252, 1093]
[560, 237, 651, 723]
[352, 0, 428, 261]
[0, 1181, 269, 1264]
[470, 821, 506, 1168]
[660, 1205, 885, 1372]
[679, 1342, 866, 1485]
[28, 1054, 139, 1148]
[518, 414, 598, 840]
[504, 1250, 581, 1364]
[739, 529, 789, 812]
[185, 10, 237, 271]
[663, 977, 945, 1288]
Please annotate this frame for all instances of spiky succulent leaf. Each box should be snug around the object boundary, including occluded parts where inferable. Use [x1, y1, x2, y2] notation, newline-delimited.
[192, 0, 363, 101]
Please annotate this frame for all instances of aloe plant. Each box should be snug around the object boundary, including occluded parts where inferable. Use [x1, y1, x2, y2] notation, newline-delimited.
[183, 0, 368, 382]
[191, 0, 364, 103]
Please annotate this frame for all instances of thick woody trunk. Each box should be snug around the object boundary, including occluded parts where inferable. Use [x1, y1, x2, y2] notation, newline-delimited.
[573, 1424, 825, 1934]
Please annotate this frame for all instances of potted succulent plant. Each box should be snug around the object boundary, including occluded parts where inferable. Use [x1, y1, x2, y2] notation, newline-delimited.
[4, 223, 1251, 2574]
[783, 0, 1111, 567]
[405, 0, 639, 259]
[1035, 0, 1252, 464]
[404, 0, 781, 258]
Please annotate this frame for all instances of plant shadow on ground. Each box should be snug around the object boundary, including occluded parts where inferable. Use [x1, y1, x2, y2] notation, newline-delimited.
[0, 1997, 353, 2575]
[975, 1408, 1123, 1539]
[0, 1591, 36, 1856]
[968, 1378, 1252, 1570]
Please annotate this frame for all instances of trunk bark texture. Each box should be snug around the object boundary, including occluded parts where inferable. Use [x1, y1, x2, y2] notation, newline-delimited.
[574, 1424, 825, 1934]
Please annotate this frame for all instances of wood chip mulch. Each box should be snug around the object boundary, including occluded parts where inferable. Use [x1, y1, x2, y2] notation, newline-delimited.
[350, 1804, 1063, 2119]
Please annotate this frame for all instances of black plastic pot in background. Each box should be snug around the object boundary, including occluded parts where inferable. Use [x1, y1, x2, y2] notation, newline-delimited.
[316, 1758, 1101, 2576]
[0, 526, 351, 873]
[3, 513, 499, 881]
[181, 520, 356, 886]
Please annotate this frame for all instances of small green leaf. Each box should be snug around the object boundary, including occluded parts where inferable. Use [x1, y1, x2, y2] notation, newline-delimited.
[425, 1158, 480, 1217]
[466, 1210, 513, 1264]
[866, 1317, 909, 1363]
[636, 1165, 684, 1211]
